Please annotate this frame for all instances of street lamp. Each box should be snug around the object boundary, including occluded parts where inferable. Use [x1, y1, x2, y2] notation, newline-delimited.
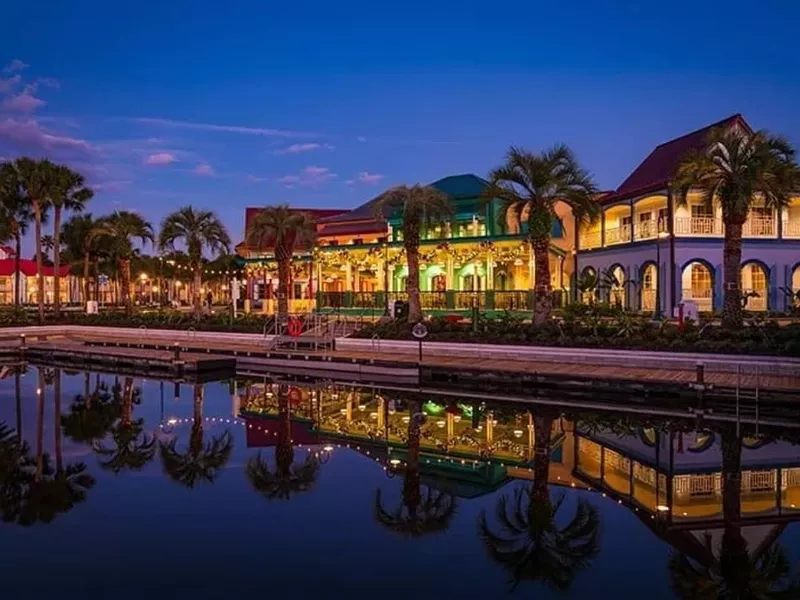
[654, 230, 670, 319]
[382, 243, 390, 316]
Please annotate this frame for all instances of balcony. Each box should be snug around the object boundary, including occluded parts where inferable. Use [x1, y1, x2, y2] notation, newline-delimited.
[605, 225, 632, 245]
[634, 220, 667, 241]
[784, 220, 800, 239]
[579, 231, 602, 250]
[743, 216, 776, 237]
[675, 217, 723, 236]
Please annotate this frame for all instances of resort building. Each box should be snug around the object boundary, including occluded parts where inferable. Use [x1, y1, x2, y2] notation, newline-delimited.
[236, 113, 800, 315]
[0, 245, 74, 305]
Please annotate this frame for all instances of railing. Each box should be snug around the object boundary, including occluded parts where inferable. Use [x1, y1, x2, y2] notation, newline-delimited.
[681, 288, 713, 313]
[315, 289, 567, 312]
[675, 217, 723, 236]
[783, 220, 800, 238]
[604, 225, 632, 245]
[494, 291, 529, 311]
[743, 289, 767, 312]
[641, 289, 657, 312]
[633, 220, 668, 241]
[579, 231, 602, 249]
[743, 216, 776, 237]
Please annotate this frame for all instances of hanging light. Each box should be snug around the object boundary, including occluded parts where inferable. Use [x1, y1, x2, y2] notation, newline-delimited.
[437, 420, 446, 428]
[513, 429, 523, 438]
[339, 408, 347, 415]
[402, 416, 410, 424]
[514, 258, 524, 266]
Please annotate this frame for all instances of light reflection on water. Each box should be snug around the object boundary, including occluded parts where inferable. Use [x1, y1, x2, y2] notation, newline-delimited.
[0, 366, 798, 599]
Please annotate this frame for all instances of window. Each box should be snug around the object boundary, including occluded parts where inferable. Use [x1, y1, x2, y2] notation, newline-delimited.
[751, 206, 771, 218]
[749, 265, 767, 290]
[691, 264, 712, 297]
[657, 208, 668, 230]
[621, 216, 632, 227]
[639, 212, 652, 223]
[691, 204, 713, 218]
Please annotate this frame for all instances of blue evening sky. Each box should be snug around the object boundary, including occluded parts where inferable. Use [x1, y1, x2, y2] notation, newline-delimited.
[1, 0, 799, 253]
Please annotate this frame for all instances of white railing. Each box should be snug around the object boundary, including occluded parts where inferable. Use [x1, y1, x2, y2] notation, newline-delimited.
[634, 220, 668, 241]
[579, 231, 602, 249]
[605, 225, 632, 245]
[783, 220, 800, 238]
[674, 474, 720, 497]
[743, 289, 767, 312]
[682, 288, 713, 313]
[675, 217, 723, 236]
[743, 216, 776, 237]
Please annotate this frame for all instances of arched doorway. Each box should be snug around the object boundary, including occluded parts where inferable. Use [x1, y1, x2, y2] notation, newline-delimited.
[494, 270, 509, 291]
[681, 261, 714, 312]
[608, 265, 626, 308]
[741, 262, 768, 311]
[462, 274, 482, 292]
[792, 264, 800, 311]
[578, 266, 597, 304]
[431, 274, 446, 292]
[641, 263, 657, 312]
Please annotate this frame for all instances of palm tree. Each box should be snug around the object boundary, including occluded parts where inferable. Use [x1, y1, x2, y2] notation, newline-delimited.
[374, 399, 457, 536]
[373, 186, 452, 323]
[245, 204, 316, 327]
[93, 377, 156, 473]
[0, 162, 33, 307]
[159, 384, 233, 488]
[90, 211, 154, 314]
[673, 128, 800, 328]
[245, 386, 319, 500]
[50, 166, 93, 316]
[61, 213, 102, 304]
[13, 157, 59, 321]
[61, 382, 119, 445]
[485, 146, 599, 324]
[35, 368, 47, 481]
[668, 428, 800, 597]
[159, 206, 231, 314]
[479, 411, 600, 591]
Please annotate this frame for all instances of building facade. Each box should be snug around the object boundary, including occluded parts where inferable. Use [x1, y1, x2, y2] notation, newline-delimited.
[0, 245, 76, 305]
[237, 114, 800, 315]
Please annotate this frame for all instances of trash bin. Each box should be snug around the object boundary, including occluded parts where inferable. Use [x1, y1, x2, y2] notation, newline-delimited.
[86, 300, 98, 314]
[393, 300, 409, 321]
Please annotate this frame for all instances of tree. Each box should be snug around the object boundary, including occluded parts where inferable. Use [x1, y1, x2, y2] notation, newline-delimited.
[374, 399, 456, 536]
[479, 411, 600, 591]
[245, 386, 319, 500]
[61, 213, 102, 304]
[485, 146, 598, 324]
[673, 128, 800, 329]
[159, 206, 231, 314]
[245, 205, 316, 327]
[90, 211, 154, 314]
[0, 162, 33, 306]
[159, 384, 233, 488]
[373, 186, 453, 322]
[13, 157, 59, 321]
[50, 165, 93, 315]
[61, 382, 119, 445]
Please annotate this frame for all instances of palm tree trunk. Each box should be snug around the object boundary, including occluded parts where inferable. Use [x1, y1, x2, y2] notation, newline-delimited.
[83, 251, 91, 305]
[193, 264, 202, 314]
[405, 400, 423, 518]
[33, 200, 45, 323]
[120, 257, 132, 315]
[84, 372, 91, 405]
[35, 368, 45, 481]
[531, 414, 554, 505]
[405, 244, 422, 322]
[276, 389, 293, 477]
[54, 368, 63, 472]
[122, 376, 134, 426]
[720, 429, 748, 590]
[53, 206, 62, 317]
[14, 370, 22, 443]
[722, 221, 744, 329]
[532, 235, 552, 325]
[13, 230, 21, 307]
[277, 257, 290, 326]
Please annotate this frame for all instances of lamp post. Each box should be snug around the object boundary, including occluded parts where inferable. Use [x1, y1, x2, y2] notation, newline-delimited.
[654, 230, 670, 319]
[382, 243, 390, 316]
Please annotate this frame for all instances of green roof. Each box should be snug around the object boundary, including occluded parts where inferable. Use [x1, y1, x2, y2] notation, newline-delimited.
[429, 174, 490, 199]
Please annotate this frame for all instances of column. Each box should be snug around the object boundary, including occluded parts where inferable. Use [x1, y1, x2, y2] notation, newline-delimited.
[486, 256, 494, 290]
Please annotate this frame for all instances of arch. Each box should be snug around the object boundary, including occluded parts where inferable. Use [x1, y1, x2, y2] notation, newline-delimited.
[430, 274, 446, 292]
[792, 264, 800, 311]
[578, 266, 598, 304]
[607, 263, 626, 308]
[741, 260, 769, 312]
[494, 270, 509, 291]
[640, 260, 658, 312]
[505, 202, 522, 235]
[680, 259, 715, 313]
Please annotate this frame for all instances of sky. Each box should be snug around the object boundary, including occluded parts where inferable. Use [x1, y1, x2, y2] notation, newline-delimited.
[1, 0, 799, 255]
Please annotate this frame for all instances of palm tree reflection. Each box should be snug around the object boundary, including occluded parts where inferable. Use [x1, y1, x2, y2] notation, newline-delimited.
[160, 384, 233, 488]
[479, 412, 600, 591]
[246, 385, 319, 500]
[375, 399, 456, 537]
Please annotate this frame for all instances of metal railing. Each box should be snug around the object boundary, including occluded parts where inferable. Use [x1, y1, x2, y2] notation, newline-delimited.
[315, 289, 567, 312]
[604, 225, 632, 245]
[743, 216, 776, 237]
[782, 220, 800, 238]
[579, 231, 602, 249]
[675, 216, 723, 236]
[743, 289, 767, 312]
[633, 220, 668, 241]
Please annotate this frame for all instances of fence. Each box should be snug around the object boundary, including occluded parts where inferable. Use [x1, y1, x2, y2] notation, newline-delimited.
[315, 289, 568, 312]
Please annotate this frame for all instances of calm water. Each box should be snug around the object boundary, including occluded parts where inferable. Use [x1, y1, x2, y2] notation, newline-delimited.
[0, 366, 798, 599]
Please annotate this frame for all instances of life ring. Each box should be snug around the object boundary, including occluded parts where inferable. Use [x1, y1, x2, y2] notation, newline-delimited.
[288, 387, 303, 405]
[287, 316, 302, 337]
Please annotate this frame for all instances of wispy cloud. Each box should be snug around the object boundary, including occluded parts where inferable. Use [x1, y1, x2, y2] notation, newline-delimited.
[3, 59, 28, 74]
[356, 136, 368, 142]
[0, 75, 21, 94]
[144, 152, 177, 166]
[0, 118, 94, 152]
[192, 163, 214, 176]
[358, 171, 383, 184]
[133, 117, 312, 138]
[273, 142, 334, 155]
[1, 90, 46, 113]
[247, 174, 268, 183]
[277, 165, 336, 188]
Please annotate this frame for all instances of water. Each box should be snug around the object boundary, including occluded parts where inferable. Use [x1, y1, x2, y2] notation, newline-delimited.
[0, 366, 798, 599]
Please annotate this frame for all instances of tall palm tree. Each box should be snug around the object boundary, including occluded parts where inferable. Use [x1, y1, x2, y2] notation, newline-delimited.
[479, 411, 600, 591]
[90, 211, 154, 314]
[61, 213, 102, 304]
[50, 165, 93, 316]
[669, 428, 800, 597]
[61, 382, 119, 445]
[93, 377, 156, 473]
[245, 386, 319, 500]
[373, 186, 452, 323]
[0, 162, 33, 307]
[158, 206, 231, 314]
[485, 146, 599, 324]
[13, 157, 59, 321]
[159, 384, 233, 488]
[673, 128, 800, 328]
[245, 204, 316, 327]
[374, 399, 457, 536]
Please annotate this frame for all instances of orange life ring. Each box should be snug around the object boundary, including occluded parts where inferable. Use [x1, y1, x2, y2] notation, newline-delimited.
[288, 387, 303, 405]
[287, 316, 302, 337]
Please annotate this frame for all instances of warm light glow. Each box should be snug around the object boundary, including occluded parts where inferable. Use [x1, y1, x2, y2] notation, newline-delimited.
[453, 415, 461, 423]
[339, 408, 347, 415]
[389, 458, 401, 466]
[369, 412, 378, 419]
[402, 416, 410, 424]
[175, 281, 182, 287]
[656, 505, 670, 512]
[513, 429, 523, 438]
[436, 420, 445, 428]
[323, 445, 333, 452]
[140, 273, 148, 281]
[167, 418, 178, 426]
[358, 404, 366, 411]
[152, 286, 160, 293]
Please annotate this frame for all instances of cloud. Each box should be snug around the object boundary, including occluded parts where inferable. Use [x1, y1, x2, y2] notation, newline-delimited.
[247, 174, 268, 183]
[144, 152, 177, 166]
[358, 171, 384, 184]
[3, 59, 28, 73]
[134, 117, 311, 138]
[93, 179, 133, 193]
[0, 75, 21, 94]
[277, 175, 301, 185]
[273, 142, 334, 155]
[35, 77, 60, 89]
[192, 163, 214, 176]
[344, 179, 355, 185]
[0, 118, 94, 152]
[1, 90, 46, 113]
[275, 166, 336, 188]
[357, 136, 368, 142]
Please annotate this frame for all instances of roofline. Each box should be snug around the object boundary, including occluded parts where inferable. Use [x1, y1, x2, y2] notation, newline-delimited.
[650, 113, 750, 151]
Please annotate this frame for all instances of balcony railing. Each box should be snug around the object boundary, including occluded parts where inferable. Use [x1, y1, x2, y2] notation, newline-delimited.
[633, 220, 667, 241]
[783, 220, 800, 238]
[675, 217, 723, 236]
[605, 225, 632, 245]
[681, 288, 713, 313]
[743, 216, 776, 237]
[315, 290, 567, 311]
[743, 288, 767, 312]
[579, 231, 602, 249]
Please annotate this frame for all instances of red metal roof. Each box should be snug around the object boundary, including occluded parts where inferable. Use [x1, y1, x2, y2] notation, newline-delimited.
[0, 259, 70, 277]
[603, 114, 751, 204]
[318, 220, 388, 238]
